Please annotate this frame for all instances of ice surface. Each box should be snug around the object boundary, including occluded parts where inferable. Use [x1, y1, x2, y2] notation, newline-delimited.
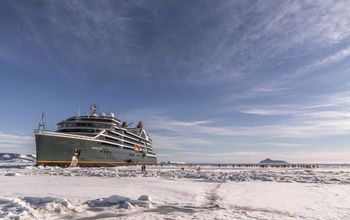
[2, 163, 350, 185]
[1, 161, 350, 219]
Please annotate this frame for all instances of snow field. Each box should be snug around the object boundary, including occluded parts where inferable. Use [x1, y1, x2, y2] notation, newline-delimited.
[2, 165, 350, 184]
[0, 164, 350, 219]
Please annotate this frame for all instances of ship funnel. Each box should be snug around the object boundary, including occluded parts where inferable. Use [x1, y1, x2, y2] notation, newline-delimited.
[137, 121, 143, 129]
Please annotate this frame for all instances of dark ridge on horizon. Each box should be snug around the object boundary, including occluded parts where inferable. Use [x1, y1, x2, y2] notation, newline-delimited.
[259, 158, 288, 164]
[0, 153, 36, 162]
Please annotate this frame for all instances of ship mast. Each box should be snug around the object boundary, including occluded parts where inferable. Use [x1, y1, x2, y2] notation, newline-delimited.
[38, 112, 46, 132]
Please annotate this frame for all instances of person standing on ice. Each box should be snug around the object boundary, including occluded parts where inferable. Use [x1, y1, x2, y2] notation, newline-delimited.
[141, 164, 146, 172]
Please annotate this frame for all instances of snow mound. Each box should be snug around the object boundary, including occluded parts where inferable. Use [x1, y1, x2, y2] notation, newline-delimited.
[0, 197, 75, 219]
[86, 194, 152, 208]
[0, 195, 154, 219]
[86, 195, 129, 207]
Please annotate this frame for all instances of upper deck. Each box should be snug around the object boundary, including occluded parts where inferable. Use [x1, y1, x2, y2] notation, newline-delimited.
[55, 105, 152, 143]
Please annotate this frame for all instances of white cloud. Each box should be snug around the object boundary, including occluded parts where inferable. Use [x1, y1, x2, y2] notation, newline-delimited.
[238, 105, 296, 116]
[0, 132, 34, 146]
[237, 90, 350, 117]
[260, 142, 303, 148]
[224, 86, 288, 101]
[285, 45, 350, 80]
[0, 132, 34, 153]
[231, 89, 350, 138]
[135, 89, 350, 145]
[170, 120, 210, 127]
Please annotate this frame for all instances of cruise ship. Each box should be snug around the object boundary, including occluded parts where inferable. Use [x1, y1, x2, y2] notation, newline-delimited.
[34, 104, 157, 167]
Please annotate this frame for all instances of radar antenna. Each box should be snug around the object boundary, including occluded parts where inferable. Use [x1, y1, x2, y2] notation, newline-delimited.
[90, 104, 98, 116]
[77, 107, 81, 120]
[38, 112, 46, 132]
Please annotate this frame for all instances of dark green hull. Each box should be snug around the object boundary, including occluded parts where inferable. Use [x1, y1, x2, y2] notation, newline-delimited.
[35, 132, 157, 167]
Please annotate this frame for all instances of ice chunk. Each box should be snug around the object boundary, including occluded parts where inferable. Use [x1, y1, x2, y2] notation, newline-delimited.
[86, 195, 129, 207]
[4, 173, 20, 176]
[145, 203, 152, 208]
[138, 195, 152, 202]
[118, 201, 133, 209]
[22, 196, 74, 212]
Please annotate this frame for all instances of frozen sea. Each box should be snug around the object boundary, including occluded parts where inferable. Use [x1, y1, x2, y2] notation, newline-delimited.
[1, 157, 350, 219]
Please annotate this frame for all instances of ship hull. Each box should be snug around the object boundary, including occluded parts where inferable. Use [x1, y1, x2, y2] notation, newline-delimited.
[35, 132, 157, 167]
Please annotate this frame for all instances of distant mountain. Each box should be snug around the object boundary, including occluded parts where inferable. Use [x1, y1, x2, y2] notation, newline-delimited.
[159, 161, 186, 165]
[0, 153, 36, 162]
[259, 158, 288, 164]
[167, 161, 186, 165]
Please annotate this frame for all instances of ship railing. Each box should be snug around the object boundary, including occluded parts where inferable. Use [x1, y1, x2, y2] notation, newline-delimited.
[33, 129, 55, 133]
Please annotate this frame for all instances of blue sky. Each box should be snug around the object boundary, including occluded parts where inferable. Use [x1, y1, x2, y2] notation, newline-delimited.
[1, 0, 350, 163]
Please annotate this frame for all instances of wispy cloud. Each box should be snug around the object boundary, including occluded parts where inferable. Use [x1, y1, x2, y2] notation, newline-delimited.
[225, 44, 350, 102]
[260, 142, 303, 148]
[3, 1, 350, 86]
[283, 45, 350, 80]
[224, 86, 288, 102]
[0, 132, 34, 145]
[152, 134, 212, 150]
[238, 90, 350, 117]
[0, 132, 34, 152]
[238, 105, 295, 116]
[233, 90, 350, 138]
